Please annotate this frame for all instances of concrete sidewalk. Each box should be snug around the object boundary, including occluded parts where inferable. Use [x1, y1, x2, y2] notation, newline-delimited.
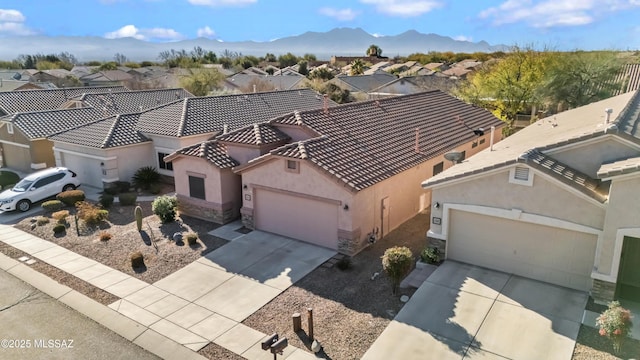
[0, 224, 335, 359]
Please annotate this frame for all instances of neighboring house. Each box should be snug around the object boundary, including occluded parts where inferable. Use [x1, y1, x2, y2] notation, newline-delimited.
[368, 74, 459, 98]
[51, 89, 334, 188]
[0, 80, 32, 92]
[168, 91, 503, 254]
[421, 90, 640, 303]
[330, 72, 398, 99]
[0, 87, 189, 174]
[80, 70, 133, 87]
[0, 86, 127, 116]
[223, 73, 306, 93]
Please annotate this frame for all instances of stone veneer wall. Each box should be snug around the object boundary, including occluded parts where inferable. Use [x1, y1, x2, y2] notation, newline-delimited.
[337, 228, 363, 256]
[427, 236, 446, 255]
[177, 194, 237, 224]
[592, 279, 616, 303]
[240, 208, 254, 229]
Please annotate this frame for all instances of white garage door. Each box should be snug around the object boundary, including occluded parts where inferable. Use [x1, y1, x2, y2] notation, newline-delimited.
[255, 189, 338, 249]
[60, 153, 103, 188]
[448, 210, 597, 291]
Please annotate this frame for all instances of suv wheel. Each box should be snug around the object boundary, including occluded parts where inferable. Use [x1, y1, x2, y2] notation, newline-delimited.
[17, 199, 31, 212]
[62, 184, 76, 192]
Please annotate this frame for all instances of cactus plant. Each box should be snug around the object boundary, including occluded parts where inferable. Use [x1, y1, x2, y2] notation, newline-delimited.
[134, 205, 143, 232]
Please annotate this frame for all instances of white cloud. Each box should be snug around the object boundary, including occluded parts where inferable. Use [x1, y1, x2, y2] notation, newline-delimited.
[197, 26, 216, 38]
[0, 9, 25, 22]
[453, 35, 472, 42]
[318, 7, 359, 21]
[104, 24, 184, 41]
[479, 0, 640, 28]
[187, 0, 256, 6]
[359, 0, 442, 17]
[0, 9, 35, 36]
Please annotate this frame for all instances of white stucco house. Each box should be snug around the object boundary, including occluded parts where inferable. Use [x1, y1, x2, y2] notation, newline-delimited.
[422, 90, 640, 302]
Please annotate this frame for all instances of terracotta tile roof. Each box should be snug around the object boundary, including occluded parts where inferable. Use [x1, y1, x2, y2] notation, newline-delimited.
[597, 156, 640, 178]
[80, 70, 133, 82]
[165, 140, 239, 168]
[422, 91, 640, 190]
[0, 86, 127, 115]
[137, 89, 335, 137]
[4, 107, 104, 139]
[49, 113, 150, 149]
[74, 88, 193, 114]
[217, 123, 291, 145]
[261, 90, 504, 191]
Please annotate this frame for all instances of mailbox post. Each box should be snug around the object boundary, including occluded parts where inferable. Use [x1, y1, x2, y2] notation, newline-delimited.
[261, 333, 288, 360]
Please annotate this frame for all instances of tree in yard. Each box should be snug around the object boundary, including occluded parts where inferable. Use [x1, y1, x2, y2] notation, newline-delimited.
[278, 52, 299, 68]
[179, 68, 224, 96]
[542, 51, 624, 109]
[264, 53, 277, 62]
[381, 246, 413, 295]
[350, 59, 365, 75]
[367, 44, 382, 57]
[455, 46, 552, 135]
[99, 61, 119, 71]
[308, 67, 334, 81]
[297, 60, 308, 76]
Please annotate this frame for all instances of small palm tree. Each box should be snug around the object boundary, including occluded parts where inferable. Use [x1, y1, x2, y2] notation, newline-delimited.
[350, 59, 365, 76]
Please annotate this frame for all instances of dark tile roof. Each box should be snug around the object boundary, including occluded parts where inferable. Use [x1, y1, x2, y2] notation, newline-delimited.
[5, 107, 104, 139]
[80, 70, 133, 82]
[217, 123, 291, 145]
[520, 149, 607, 202]
[263, 90, 504, 191]
[0, 86, 128, 115]
[165, 140, 239, 168]
[137, 89, 335, 137]
[49, 113, 150, 148]
[74, 88, 193, 114]
[224, 74, 304, 91]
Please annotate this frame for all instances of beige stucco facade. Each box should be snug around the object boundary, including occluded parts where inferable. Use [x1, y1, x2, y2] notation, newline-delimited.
[0, 124, 55, 172]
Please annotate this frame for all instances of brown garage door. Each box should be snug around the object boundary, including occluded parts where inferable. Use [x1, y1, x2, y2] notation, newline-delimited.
[447, 210, 597, 291]
[254, 189, 338, 249]
[1, 142, 31, 172]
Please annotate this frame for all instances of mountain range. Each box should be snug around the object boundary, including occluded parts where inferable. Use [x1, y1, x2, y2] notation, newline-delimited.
[0, 28, 506, 62]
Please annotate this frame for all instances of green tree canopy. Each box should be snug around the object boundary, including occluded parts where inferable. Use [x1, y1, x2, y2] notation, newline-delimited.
[367, 44, 382, 57]
[278, 52, 299, 68]
[350, 59, 365, 75]
[179, 68, 224, 96]
[542, 51, 624, 109]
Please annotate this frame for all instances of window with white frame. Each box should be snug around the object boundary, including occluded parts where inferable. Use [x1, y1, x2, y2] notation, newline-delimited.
[509, 166, 534, 186]
[285, 159, 299, 173]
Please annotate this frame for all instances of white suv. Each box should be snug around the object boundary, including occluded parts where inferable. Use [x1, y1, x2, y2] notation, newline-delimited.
[0, 167, 81, 212]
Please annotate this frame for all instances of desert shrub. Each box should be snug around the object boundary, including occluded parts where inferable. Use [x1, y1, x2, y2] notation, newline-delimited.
[99, 193, 114, 209]
[53, 223, 66, 234]
[52, 210, 70, 224]
[152, 195, 177, 223]
[76, 201, 109, 226]
[185, 232, 198, 246]
[132, 166, 161, 190]
[420, 247, 440, 264]
[42, 200, 64, 212]
[114, 181, 131, 193]
[118, 192, 137, 206]
[336, 257, 352, 270]
[382, 246, 413, 295]
[103, 186, 118, 196]
[130, 251, 144, 268]
[56, 189, 85, 206]
[148, 182, 163, 195]
[0, 170, 20, 190]
[98, 231, 112, 242]
[36, 216, 50, 226]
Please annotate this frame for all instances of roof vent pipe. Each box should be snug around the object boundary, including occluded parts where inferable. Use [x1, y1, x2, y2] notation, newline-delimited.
[223, 124, 228, 134]
[490, 126, 495, 151]
[605, 108, 613, 124]
[253, 84, 257, 93]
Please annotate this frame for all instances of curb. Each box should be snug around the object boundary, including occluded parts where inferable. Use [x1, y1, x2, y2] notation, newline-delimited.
[0, 251, 208, 360]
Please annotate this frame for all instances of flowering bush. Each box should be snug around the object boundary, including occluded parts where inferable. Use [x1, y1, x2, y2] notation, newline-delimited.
[596, 300, 633, 353]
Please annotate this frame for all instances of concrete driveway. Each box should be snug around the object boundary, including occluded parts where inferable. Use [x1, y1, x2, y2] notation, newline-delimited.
[362, 261, 587, 360]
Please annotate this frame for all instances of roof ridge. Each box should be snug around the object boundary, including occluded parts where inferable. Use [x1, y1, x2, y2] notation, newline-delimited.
[102, 115, 121, 148]
[177, 98, 189, 136]
[253, 123, 263, 144]
[297, 141, 308, 159]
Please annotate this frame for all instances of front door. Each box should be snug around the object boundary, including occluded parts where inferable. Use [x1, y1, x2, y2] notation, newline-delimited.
[617, 236, 640, 301]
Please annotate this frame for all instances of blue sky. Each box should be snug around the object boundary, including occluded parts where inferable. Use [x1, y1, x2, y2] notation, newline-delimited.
[1, 0, 639, 50]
